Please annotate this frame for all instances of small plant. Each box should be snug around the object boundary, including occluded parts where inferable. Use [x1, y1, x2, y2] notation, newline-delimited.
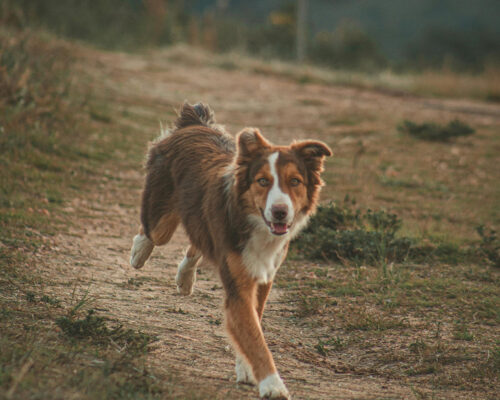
[453, 324, 474, 341]
[26, 291, 36, 303]
[297, 295, 325, 317]
[476, 225, 500, 268]
[398, 119, 475, 142]
[315, 337, 346, 356]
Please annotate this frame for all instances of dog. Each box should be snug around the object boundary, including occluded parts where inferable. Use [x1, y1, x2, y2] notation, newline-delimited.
[130, 103, 331, 399]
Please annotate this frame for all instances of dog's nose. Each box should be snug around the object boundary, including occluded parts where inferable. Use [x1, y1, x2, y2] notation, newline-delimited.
[272, 204, 288, 221]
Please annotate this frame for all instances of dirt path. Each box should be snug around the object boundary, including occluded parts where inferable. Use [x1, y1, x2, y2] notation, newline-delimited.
[39, 46, 499, 399]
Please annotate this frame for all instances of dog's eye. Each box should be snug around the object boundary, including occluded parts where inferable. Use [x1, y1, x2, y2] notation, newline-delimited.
[290, 178, 301, 187]
[257, 178, 270, 187]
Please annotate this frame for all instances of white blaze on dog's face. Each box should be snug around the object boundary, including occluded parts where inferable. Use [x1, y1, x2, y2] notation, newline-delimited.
[236, 128, 332, 237]
[252, 152, 306, 235]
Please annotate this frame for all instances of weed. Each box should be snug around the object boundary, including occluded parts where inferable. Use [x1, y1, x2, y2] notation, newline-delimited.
[341, 308, 406, 332]
[398, 119, 475, 142]
[476, 225, 500, 268]
[315, 337, 346, 356]
[453, 324, 474, 341]
[25, 292, 36, 303]
[208, 317, 222, 326]
[40, 295, 61, 306]
[297, 295, 327, 317]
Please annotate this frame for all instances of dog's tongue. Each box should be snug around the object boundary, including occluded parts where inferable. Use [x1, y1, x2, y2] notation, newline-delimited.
[272, 223, 288, 235]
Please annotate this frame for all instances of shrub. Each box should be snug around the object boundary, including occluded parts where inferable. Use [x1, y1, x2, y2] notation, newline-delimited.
[1, 0, 187, 50]
[292, 197, 413, 264]
[405, 27, 500, 72]
[309, 21, 386, 71]
[398, 119, 475, 142]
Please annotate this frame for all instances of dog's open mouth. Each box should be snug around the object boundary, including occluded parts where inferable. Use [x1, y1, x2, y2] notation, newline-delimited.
[269, 222, 289, 235]
[260, 209, 290, 235]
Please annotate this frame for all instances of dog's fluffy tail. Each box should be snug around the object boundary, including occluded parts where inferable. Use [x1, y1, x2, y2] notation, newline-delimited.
[175, 102, 215, 130]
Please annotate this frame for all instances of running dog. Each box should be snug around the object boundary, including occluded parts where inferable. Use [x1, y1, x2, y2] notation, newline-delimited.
[130, 103, 331, 399]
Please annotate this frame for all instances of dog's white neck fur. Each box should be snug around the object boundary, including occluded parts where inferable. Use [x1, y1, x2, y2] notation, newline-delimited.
[242, 215, 289, 284]
[242, 152, 308, 284]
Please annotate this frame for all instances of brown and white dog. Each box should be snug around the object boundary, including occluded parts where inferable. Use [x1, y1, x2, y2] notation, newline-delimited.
[130, 103, 331, 399]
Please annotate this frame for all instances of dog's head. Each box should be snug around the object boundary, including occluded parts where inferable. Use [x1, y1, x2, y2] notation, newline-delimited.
[235, 128, 332, 236]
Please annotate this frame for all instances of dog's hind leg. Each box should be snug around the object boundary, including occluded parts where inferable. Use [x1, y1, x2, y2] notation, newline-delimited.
[130, 213, 180, 269]
[176, 245, 202, 296]
[130, 226, 154, 269]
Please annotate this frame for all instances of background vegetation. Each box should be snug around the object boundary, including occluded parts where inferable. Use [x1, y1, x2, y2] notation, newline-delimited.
[2, 0, 499, 73]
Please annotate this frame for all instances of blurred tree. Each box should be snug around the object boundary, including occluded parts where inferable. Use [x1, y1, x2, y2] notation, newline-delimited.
[143, 0, 167, 42]
[310, 20, 386, 70]
[296, 0, 307, 62]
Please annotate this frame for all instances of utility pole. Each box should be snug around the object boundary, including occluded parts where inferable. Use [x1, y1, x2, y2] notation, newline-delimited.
[296, 0, 308, 63]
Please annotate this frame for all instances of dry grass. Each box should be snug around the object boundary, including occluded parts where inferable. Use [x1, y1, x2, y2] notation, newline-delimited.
[162, 44, 500, 102]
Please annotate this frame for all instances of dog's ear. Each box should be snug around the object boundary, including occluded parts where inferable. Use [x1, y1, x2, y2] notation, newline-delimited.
[292, 140, 332, 208]
[236, 128, 271, 159]
[292, 140, 332, 171]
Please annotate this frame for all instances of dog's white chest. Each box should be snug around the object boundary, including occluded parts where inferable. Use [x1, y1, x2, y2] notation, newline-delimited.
[242, 224, 288, 284]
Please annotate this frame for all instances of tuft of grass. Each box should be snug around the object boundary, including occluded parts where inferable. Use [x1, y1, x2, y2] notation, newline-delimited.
[476, 225, 500, 268]
[398, 119, 475, 142]
[315, 337, 346, 356]
[56, 309, 156, 353]
[453, 324, 474, 342]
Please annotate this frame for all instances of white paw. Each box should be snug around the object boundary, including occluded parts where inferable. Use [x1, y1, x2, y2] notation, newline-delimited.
[235, 356, 257, 386]
[175, 256, 198, 296]
[130, 234, 154, 269]
[175, 271, 196, 295]
[259, 373, 290, 399]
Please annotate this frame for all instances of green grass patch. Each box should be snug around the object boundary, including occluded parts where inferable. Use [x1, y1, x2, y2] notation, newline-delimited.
[398, 119, 475, 142]
[0, 26, 196, 399]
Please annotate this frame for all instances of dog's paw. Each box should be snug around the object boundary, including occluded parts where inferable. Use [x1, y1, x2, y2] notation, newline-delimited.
[235, 356, 257, 386]
[176, 280, 195, 296]
[130, 234, 154, 269]
[175, 269, 196, 296]
[175, 255, 199, 295]
[259, 373, 290, 399]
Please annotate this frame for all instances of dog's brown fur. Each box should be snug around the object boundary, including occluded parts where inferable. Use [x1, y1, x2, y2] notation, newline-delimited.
[130, 102, 331, 399]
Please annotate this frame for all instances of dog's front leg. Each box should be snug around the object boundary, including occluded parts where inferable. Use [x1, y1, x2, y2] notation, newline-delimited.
[235, 280, 274, 386]
[223, 255, 290, 400]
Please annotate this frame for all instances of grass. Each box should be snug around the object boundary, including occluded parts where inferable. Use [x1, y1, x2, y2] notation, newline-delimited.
[161, 44, 500, 102]
[0, 27, 208, 400]
[277, 259, 499, 393]
[398, 119, 475, 142]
